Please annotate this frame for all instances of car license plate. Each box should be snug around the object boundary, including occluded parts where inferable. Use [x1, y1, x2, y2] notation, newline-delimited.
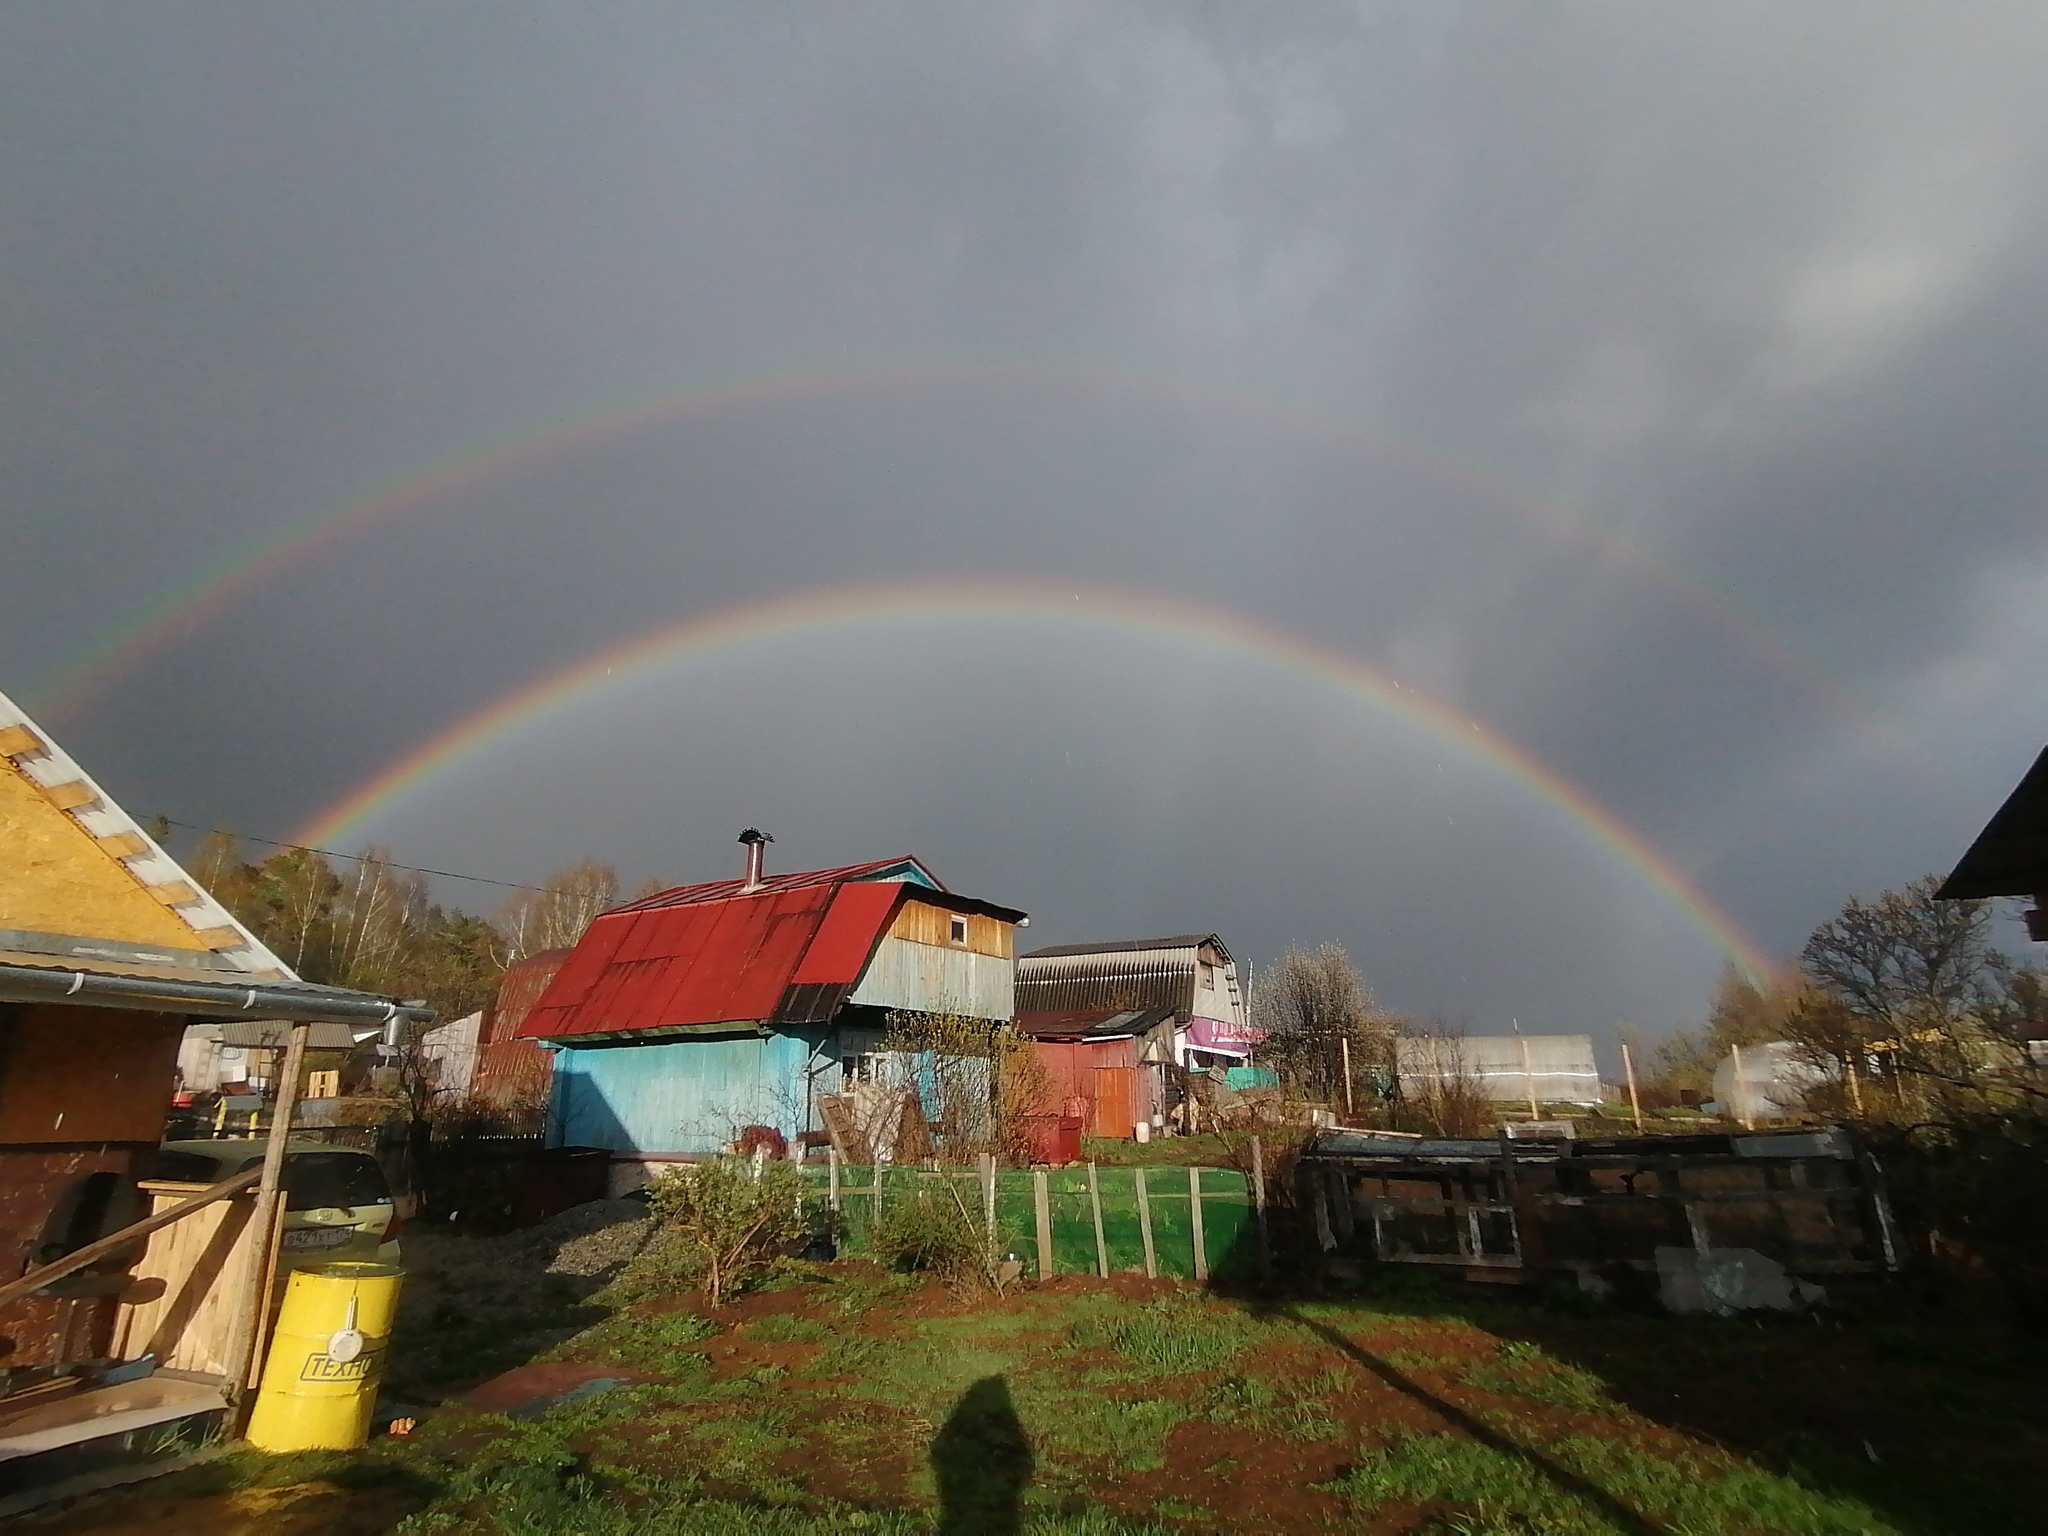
[282, 1225, 358, 1251]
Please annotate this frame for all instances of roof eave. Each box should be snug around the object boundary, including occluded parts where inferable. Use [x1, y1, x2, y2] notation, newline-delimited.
[0, 961, 433, 1027]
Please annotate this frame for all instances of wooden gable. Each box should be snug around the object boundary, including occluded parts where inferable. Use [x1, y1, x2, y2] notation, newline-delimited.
[0, 693, 287, 976]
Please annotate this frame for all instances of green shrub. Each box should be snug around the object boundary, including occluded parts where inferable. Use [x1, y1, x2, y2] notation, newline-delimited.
[645, 1157, 812, 1307]
[866, 1180, 1000, 1294]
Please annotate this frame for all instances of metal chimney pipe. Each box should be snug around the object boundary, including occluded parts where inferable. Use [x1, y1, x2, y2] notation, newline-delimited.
[738, 828, 773, 891]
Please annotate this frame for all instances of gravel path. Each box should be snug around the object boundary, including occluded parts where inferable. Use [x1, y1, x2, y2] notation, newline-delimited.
[397, 1198, 662, 1328]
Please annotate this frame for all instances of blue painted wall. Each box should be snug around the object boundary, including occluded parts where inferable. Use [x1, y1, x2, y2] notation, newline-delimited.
[549, 1028, 829, 1154]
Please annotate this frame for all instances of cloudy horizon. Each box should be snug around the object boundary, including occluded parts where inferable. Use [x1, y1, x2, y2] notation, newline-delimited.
[7, 3, 2047, 1043]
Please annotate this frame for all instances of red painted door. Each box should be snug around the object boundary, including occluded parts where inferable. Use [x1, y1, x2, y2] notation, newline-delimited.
[1092, 1066, 1137, 1140]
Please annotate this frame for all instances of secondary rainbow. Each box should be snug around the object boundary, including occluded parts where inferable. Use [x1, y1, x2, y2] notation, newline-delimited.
[37, 361, 1866, 749]
[297, 577, 1770, 977]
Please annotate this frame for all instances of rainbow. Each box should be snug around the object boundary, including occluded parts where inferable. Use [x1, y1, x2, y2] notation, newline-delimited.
[36, 362, 1867, 743]
[296, 577, 1771, 978]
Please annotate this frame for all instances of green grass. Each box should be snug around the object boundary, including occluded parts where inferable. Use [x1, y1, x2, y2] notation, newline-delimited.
[744, 1313, 836, 1344]
[562, 1306, 718, 1373]
[70, 1249, 2048, 1536]
[1461, 1340, 1618, 1416]
[1330, 1430, 1902, 1535]
[1067, 1296, 1261, 1373]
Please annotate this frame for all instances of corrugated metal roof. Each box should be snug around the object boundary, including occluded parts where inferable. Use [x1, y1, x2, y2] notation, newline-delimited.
[518, 876, 910, 1042]
[1016, 945, 1204, 1016]
[1014, 1007, 1176, 1040]
[611, 856, 943, 913]
[213, 1020, 380, 1050]
[482, 948, 573, 1043]
[1021, 933, 1231, 962]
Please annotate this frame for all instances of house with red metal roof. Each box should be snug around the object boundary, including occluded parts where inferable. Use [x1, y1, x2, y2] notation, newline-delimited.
[514, 832, 1027, 1172]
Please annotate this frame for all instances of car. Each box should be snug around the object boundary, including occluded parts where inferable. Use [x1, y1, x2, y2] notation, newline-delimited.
[145, 1139, 402, 1270]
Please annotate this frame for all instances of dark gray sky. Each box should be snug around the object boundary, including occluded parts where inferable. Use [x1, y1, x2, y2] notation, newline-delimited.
[6, 3, 2047, 1041]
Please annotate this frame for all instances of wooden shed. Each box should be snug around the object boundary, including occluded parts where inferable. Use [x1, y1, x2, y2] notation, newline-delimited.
[0, 688, 429, 1491]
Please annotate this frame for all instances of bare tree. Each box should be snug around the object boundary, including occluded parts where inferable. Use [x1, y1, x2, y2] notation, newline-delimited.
[1651, 964, 1803, 1100]
[1249, 943, 1393, 1106]
[1392, 1021, 1495, 1137]
[496, 860, 621, 962]
[1800, 875, 2048, 1113]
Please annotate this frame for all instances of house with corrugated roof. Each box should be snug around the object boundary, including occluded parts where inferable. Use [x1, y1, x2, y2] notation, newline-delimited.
[1014, 934, 1254, 1138]
[513, 832, 1026, 1176]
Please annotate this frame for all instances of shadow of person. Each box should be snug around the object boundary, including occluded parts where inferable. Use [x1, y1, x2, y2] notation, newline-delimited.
[932, 1375, 1034, 1536]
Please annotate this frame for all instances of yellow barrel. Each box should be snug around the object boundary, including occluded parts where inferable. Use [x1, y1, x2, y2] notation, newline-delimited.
[245, 1261, 403, 1453]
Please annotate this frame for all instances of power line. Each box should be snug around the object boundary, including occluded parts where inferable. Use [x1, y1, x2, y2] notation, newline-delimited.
[154, 818, 555, 894]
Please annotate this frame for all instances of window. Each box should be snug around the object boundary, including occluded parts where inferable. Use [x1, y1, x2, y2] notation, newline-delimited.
[949, 915, 968, 944]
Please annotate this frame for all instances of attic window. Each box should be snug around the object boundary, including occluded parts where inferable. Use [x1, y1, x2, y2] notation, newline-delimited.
[949, 915, 969, 945]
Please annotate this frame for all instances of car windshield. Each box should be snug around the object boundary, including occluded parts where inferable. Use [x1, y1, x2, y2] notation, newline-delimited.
[280, 1152, 391, 1211]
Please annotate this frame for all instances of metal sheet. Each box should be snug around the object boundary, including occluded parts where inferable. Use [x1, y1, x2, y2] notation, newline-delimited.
[846, 937, 1013, 1020]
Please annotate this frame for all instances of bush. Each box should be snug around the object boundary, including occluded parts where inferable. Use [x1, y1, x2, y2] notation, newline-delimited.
[865, 1178, 1002, 1295]
[645, 1157, 811, 1307]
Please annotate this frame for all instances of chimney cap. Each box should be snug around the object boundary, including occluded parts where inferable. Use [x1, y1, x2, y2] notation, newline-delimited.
[738, 827, 774, 846]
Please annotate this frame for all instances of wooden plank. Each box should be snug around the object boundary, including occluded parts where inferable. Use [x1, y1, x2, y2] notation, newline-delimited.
[813, 1095, 874, 1165]
[1134, 1166, 1157, 1279]
[886, 901, 1013, 958]
[96, 831, 150, 859]
[112, 1184, 262, 1376]
[0, 723, 45, 757]
[1087, 1162, 1109, 1278]
[0, 1166, 260, 1309]
[1188, 1164, 1209, 1282]
[146, 881, 201, 907]
[39, 779, 97, 812]
[1033, 1169, 1054, 1281]
[191, 926, 245, 952]
[227, 1021, 309, 1402]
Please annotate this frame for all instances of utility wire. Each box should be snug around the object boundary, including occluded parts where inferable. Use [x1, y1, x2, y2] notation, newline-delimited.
[154, 818, 555, 894]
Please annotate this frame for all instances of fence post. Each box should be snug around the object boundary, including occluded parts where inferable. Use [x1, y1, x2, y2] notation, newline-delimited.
[1032, 1169, 1054, 1281]
[828, 1146, 841, 1210]
[1251, 1136, 1270, 1275]
[1620, 1039, 1644, 1133]
[1087, 1161, 1109, 1278]
[1134, 1166, 1157, 1279]
[1188, 1164, 1208, 1282]
[980, 1152, 997, 1262]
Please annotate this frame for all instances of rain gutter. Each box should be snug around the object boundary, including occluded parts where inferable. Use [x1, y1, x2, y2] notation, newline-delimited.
[0, 962, 433, 1027]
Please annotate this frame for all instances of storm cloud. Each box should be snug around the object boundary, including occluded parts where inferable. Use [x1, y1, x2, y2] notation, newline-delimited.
[6, 3, 2047, 1040]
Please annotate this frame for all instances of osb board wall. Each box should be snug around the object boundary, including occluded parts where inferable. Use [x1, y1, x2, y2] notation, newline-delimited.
[112, 1183, 260, 1378]
[889, 900, 1013, 959]
[0, 1006, 183, 1144]
[0, 759, 198, 950]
